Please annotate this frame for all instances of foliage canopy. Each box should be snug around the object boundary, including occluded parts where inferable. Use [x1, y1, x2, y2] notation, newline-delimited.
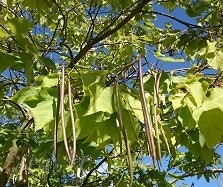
[1, 0, 223, 186]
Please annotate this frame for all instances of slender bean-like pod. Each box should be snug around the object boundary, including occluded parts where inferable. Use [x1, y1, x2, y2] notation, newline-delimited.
[153, 71, 161, 160]
[115, 78, 133, 187]
[60, 66, 71, 162]
[68, 76, 76, 165]
[54, 79, 61, 159]
[138, 58, 156, 167]
[154, 71, 170, 155]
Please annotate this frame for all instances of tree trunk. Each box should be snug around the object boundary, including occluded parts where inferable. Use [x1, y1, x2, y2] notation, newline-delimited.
[0, 140, 20, 187]
[17, 148, 29, 187]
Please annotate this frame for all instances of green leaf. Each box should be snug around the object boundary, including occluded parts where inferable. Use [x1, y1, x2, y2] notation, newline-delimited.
[189, 143, 214, 163]
[11, 86, 40, 104]
[0, 51, 22, 72]
[25, 97, 55, 131]
[178, 106, 196, 129]
[186, 8, 201, 17]
[40, 73, 58, 87]
[0, 28, 9, 38]
[11, 83, 57, 131]
[81, 70, 108, 95]
[76, 140, 102, 159]
[39, 56, 56, 71]
[76, 112, 106, 139]
[169, 92, 187, 110]
[85, 114, 119, 148]
[207, 50, 223, 71]
[154, 52, 184, 62]
[20, 53, 34, 84]
[198, 108, 223, 148]
[7, 18, 33, 35]
[206, 41, 216, 55]
[15, 37, 39, 54]
[185, 81, 204, 107]
[86, 86, 115, 115]
[160, 1, 177, 11]
[24, 0, 49, 11]
[121, 109, 139, 143]
[76, 112, 119, 148]
[122, 89, 144, 123]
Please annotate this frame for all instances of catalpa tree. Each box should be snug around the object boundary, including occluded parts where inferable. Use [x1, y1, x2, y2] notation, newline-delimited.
[0, 0, 223, 186]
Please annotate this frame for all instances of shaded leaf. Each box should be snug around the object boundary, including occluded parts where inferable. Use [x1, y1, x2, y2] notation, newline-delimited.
[7, 18, 33, 35]
[178, 106, 196, 129]
[198, 108, 223, 148]
[0, 51, 22, 72]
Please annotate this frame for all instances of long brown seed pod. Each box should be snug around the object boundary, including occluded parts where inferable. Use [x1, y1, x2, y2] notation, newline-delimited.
[153, 71, 161, 160]
[54, 79, 61, 159]
[155, 71, 170, 154]
[138, 57, 156, 167]
[60, 66, 71, 162]
[68, 76, 76, 165]
[115, 78, 133, 187]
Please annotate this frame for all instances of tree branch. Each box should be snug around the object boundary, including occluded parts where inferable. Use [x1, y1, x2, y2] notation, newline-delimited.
[145, 11, 202, 29]
[170, 169, 223, 184]
[68, 0, 151, 68]
[80, 149, 115, 187]
[0, 117, 33, 186]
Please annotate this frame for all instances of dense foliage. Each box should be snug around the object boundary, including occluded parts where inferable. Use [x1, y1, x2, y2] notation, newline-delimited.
[0, 0, 223, 186]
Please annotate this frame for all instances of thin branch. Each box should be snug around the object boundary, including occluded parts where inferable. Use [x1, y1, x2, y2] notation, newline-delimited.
[145, 11, 202, 29]
[80, 149, 115, 187]
[2, 99, 27, 120]
[170, 169, 223, 184]
[80, 3, 101, 50]
[68, 0, 151, 68]
[50, 0, 67, 42]
[42, 18, 62, 56]
[46, 154, 54, 187]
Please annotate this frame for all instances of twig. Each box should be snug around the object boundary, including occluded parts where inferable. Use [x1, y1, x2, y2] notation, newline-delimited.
[145, 11, 202, 29]
[80, 149, 115, 187]
[68, 0, 151, 68]
[170, 169, 223, 184]
[46, 154, 54, 187]
[42, 18, 62, 56]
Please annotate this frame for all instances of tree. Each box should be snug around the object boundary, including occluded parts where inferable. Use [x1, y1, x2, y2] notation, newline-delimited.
[0, 0, 223, 186]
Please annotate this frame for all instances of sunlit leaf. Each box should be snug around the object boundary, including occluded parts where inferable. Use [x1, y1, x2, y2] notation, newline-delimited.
[154, 52, 184, 62]
[207, 50, 223, 71]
